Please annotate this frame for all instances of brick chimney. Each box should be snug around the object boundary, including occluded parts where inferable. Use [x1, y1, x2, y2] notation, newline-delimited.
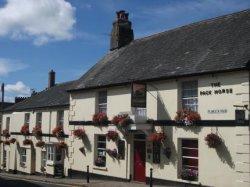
[110, 10, 134, 51]
[48, 70, 55, 88]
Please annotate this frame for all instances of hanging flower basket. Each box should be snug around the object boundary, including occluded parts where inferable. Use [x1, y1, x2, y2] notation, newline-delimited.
[23, 139, 33, 145]
[56, 141, 67, 150]
[2, 129, 10, 138]
[52, 126, 64, 138]
[106, 148, 118, 158]
[112, 114, 133, 127]
[94, 157, 105, 167]
[4, 140, 10, 145]
[205, 133, 222, 148]
[181, 169, 198, 181]
[36, 141, 45, 148]
[9, 138, 16, 144]
[175, 109, 201, 126]
[92, 113, 108, 125]
[20, 124, 30, 135]
[147, 132, 166, 143]
[40, 166, 46, 172]
[106, 130, 119, 141]
[73, 128, 86, 139]
[32, 125, 42, 138]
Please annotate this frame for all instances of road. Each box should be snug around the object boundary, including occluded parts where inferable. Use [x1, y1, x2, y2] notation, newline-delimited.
[0, 176, 72, 187]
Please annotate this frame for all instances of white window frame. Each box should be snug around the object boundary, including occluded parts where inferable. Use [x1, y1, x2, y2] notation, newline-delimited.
[57, 111, 64, 127]
[181, 81, 198, 111]
[95, 135, 106, 167]
[41, 151, 47, 167]
[46, 145, 55, 165]
[98, 91, 107, 113]
[36, 112, 42, 127]
[24, 113, 30, 126]
[20, 148, 27, 165]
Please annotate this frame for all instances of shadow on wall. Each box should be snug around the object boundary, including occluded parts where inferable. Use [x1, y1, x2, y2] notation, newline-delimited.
[157, 91, 171, 120]
[82, 136, 92, 152]
[165, 126, 177, 166]
[216, 141, 235, 169]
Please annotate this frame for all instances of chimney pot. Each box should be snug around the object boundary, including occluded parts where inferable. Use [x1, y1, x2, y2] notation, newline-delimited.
[48, 70, 56, 88]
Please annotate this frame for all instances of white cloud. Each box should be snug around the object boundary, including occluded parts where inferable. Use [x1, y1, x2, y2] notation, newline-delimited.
[5, 81, 31, 96]
[0, 0, 76, 45]
[0, 58, 28, 76]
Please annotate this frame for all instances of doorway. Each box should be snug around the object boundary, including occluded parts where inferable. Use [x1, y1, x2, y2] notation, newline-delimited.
[133, 140, 146, 182]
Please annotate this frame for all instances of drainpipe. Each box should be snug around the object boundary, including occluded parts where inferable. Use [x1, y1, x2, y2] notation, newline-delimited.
[126, 137, 129, 180]
[0, 83, 4, 171]
[49, 111, 52, 142]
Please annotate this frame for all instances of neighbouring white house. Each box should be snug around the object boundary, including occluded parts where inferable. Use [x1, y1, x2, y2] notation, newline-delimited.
[1, 9, 250, 187]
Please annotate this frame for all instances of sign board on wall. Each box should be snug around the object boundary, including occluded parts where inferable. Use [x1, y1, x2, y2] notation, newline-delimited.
[131, 83, 146, 108]
[200, 82, 233, 96]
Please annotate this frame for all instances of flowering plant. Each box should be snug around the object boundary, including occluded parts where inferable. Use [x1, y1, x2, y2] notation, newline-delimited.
[92, 113, 108, 125]
[23, 139, 33, 145]
[4, 140, 10, 145]
[106, 149, 118, 158]
[52, 126, 64, 138]
[205, 133, 222, 148]
[112, 114, 132, 127]
[175, 109, 201, 126]
[181, 169, 198, 181]
[56, 141, 67, 150]
[36, 141, 45, 148]
[94, 157, 105, 167]
[2, 129, 10, 138]
[147, 132, 166, 143]
[73, 128, 86, 139]
[9, 138, 16, 144]
[40, 166, 46, 172]
[106, 130, 119, 141]
[20, 124, 30, 135]
[32, 125, 42, 138]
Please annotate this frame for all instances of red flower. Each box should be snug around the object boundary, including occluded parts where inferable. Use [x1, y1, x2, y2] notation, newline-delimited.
[111, 114, 132, 127]
[36, 141, 45, 148]
[32, 125, 42, 138]
[52, 126, 64, 138]
[4, 140, 10, 145]
[23, 139, 33, 145]
[20, 124, 30, 135]
[2, 129, 10, 138]
[106, 130, 119, 141]
[174, 109, 201, 125]
[56, 141, 67, 150]
[205, 133, 222, 148]
[73, 128, 86, 139]
[92, 113, 108, 125]
[147, 132, 166, 142]
[9, 138, 16, 144]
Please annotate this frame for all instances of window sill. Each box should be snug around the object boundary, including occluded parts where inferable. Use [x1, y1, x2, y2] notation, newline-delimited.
[93, 166, 108, 172]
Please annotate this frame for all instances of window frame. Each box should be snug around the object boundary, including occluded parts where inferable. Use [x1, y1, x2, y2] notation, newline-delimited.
[97, 90, 107, 113]
[57, 111, 64, 127]
[46, 145, 55, 163]
[181, 81, 198, 112]
[24, 113, 30, 126]
[36, 112, 42, 127]
[95, 135, 106, 167]
[41, 151, 47, 167]
[20, 148, 27, 164]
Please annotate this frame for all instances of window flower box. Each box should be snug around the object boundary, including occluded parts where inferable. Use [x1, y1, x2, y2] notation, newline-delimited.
[175, 109, 201, 126]
[181, 169, 198, 181]
[4, 140, 10, 145]
[32, 125, 42, 138]
[106, 130, 119, 141]
[147, 132, 166, 143]
[111, 114, 133, 127]
[56, 141, 67, 150]
[205, 133, 222, 148]
[23, 139, 33, 146]
[9, 138, 16, 144]
[73, 128, 86, 139]
[106, 148, 118, 158]
[2, 129, 10, 138]
[36, 141, 45, 148]
[20, 124, 30, 135]
[94, 157, 105, 167]
[52, 126, 64, 138]
[92, 113, 108, 125]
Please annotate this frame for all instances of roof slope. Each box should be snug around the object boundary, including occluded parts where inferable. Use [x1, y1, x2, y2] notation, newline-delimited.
[72, 9, 250, 91]
[5, 81, 76, 111]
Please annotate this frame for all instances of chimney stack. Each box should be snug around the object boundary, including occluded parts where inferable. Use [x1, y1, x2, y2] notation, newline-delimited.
[110, 10, 134, 51]
[48, 70, 55, 88]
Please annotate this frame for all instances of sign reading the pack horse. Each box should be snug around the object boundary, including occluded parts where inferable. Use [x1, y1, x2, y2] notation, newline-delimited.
[131, 83, 146, 108]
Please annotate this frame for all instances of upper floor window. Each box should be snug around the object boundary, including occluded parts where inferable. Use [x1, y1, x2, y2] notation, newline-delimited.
[98, 91, 107, 113]
[36, 113, 42, 127]
[24, 113, 30, 126]
[182, 81, 198, 111]
[6, 117, 10, 131]
[57, 111, 64, 126]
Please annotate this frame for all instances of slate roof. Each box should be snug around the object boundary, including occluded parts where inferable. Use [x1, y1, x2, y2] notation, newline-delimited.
[4, 81, 76, 112]
[71, 9, 250, 91]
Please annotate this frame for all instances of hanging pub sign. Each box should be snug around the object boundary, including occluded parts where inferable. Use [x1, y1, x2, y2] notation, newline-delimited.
[131, 83, 146, 108]
[235, 110, 245, 125]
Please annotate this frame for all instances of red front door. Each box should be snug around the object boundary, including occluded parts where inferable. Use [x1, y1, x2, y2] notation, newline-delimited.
[134, 141, 146, 182]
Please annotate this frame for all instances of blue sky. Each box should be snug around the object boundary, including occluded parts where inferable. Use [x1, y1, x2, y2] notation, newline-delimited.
[0, 0, 249, 102]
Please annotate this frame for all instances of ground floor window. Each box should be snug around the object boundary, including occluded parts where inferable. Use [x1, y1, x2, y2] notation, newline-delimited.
[46, 145, 54, 162]
[41, 151, 47, 167]
[95, 135, 106, 167]
[181, 139, 198, 181]
[20, 148, 27, 166]
[153, 142, 161, 164]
